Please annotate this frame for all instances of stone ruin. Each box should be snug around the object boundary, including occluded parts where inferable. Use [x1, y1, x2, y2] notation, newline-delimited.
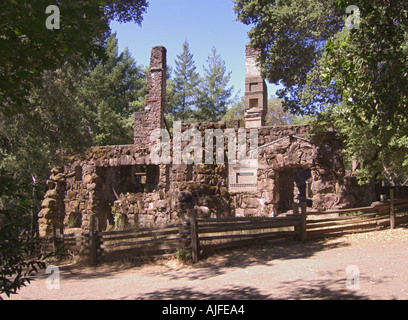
[38, 44, 375, 236]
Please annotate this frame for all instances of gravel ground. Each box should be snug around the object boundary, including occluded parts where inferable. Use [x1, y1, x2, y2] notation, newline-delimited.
[4, 226, 408, 300]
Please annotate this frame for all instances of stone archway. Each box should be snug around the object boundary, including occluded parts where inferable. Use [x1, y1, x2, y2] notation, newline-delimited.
[257, 135, 317, 214]
[258, 133, 347, 211]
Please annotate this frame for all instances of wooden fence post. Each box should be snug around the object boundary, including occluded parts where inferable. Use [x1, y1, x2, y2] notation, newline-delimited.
[293, 203, 299, 215]
[190, 209, 199, 263]
[300, 202, 307, 243]
[179, 219, 190, 250]
[390, 188, 395, 229]
[293, 203, 299, 237]
[89, 215, 98, 266]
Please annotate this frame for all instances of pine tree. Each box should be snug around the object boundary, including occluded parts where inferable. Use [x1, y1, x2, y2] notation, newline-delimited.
[76, 33, 146, 146]
[196, 47, 234, 122]
[171, 40, 200, 122]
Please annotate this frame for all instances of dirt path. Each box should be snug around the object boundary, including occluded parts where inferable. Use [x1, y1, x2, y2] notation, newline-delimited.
[5, 227, 408, 300]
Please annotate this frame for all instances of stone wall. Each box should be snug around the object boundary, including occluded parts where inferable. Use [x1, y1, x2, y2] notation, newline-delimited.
[111, 164, 170, 228]
[170, 122, 230, 219]
[38, 122, 352, 236]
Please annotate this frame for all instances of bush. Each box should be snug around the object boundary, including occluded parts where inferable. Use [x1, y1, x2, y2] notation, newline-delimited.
[0, 172, 48, 299]
[175, 248, 191, 262]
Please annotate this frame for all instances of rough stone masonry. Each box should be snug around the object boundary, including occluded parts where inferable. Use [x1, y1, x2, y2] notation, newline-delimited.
[38, 44, 375, 236]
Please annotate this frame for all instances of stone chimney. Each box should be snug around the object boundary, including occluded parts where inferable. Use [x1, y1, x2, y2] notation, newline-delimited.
[244, 43, 267, 128]
[134, 46, 167, 147]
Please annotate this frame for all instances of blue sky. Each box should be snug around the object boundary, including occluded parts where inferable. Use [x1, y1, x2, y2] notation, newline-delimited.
[110, 0, 280, 99]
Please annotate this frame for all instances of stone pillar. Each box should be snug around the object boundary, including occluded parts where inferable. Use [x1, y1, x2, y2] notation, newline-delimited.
[244, 43, 267, 128]
[134, 46, 167, 154]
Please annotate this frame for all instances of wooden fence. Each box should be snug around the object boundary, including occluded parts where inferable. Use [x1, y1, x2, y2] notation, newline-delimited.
[188, 211, 302, 263]
[101, 223, 187, 262]
[305, 191, 408, 241]
[33, 230, 101, 263]
[35, 191, 408, 264]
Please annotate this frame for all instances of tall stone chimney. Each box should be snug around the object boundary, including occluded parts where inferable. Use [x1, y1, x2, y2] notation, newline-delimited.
[244, 43, 267, 128]
[134, 46, 167, 148]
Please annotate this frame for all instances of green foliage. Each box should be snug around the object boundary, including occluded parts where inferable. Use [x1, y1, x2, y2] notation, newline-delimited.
[170, 40, 201, 122]
[167, 44, 237, 124]
[222, 98, 245, 127]
[324, 0, 408, 183]
[0, 1, 101, 114]
[175, 248, 191, 262]
[0, 1, 149, 114]
[112, 211, 125, 230]
[0, 65, 92, 201]
[104, 0, 149, 24]
[195, 47, 235, 122]
[0, 171, 47, 299]
[0, 219, 47, 300]
[305, 111, 335, 145]
[75, 33, 146, 146]
[342, 211, 364, 217]
[291, 114, 315, 125]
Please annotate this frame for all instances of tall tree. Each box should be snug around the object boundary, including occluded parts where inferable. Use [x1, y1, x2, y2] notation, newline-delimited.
[0, 66, 91, 192]
[195, 47, 235, 122]
[171, 40, 200, 122]
[0, 64, 90, 299]
[75, 33, 146, 146]
[0, 0, 149, 115]
[323, 0, 408, 183]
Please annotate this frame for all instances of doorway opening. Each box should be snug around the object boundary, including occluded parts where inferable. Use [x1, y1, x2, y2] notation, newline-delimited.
[277, 168, 311, 212]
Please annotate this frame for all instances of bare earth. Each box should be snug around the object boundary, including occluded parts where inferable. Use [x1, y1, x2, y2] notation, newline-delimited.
[5, 227, 408, 300]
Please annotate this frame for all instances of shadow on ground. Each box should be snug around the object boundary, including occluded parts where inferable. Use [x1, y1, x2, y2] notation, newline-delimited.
[277, 275, 392, 300]
[139, 276, 377, 300]
[33, 236, 351, 283]
[148, 237, 351, 282]
[139, 285, 269, 300]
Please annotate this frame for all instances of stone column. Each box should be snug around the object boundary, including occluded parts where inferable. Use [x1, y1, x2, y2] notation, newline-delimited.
[244, 43, 267, 128]
[134, 46, 167, 157]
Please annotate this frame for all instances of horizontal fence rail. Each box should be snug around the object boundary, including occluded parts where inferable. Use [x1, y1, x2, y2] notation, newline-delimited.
[183, 206, 308, 263]
[32, 192, 408, 264]
[100, 223, 185, 262]
[190, 215, 301, 261]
